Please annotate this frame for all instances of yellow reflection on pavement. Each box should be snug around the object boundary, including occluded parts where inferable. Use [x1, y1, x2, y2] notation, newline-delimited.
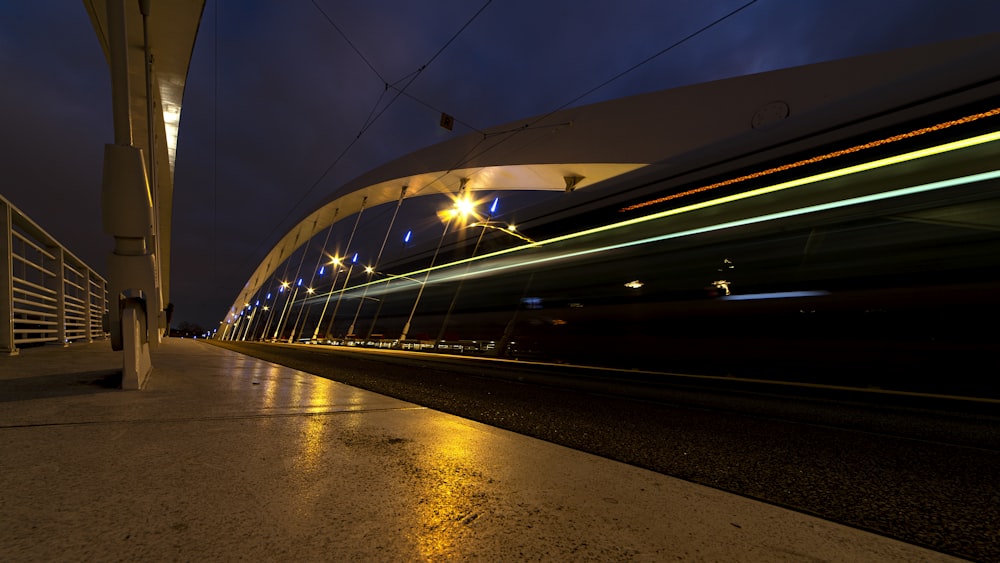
[412, 417, 488, 560]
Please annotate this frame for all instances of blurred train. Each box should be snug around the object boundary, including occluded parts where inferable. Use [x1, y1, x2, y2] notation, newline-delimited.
[230, 35, 1000, 398]
[331, 93, 1000, 397]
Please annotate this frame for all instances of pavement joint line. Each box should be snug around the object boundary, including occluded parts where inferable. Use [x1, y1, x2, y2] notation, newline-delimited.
[0, 405, 428, 430]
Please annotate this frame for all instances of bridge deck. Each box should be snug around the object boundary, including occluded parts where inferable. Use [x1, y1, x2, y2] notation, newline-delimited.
[0, 339, 957, 561]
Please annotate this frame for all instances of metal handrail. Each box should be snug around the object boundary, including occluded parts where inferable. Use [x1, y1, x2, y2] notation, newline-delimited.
[1, 194, 109, 353]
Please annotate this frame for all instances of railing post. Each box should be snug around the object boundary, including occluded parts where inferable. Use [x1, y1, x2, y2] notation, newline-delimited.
[84, 267, 94, 343]
[53, 247, 67, 346]
[98, 276, 108, 341]
[0, 200, 15, 355]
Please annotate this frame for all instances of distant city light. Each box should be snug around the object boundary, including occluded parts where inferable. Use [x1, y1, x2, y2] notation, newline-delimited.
[712, 280, 732, 296]
[624, 280, 644, 289]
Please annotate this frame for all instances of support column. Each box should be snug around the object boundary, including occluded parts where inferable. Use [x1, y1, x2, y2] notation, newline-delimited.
[103, 0, 159, 388]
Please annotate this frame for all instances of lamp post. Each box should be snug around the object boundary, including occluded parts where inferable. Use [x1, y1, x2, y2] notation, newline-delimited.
[398, 187, 475, 344]
[323, 252, 359, 339]
[249, 297, 270, 341]
[261, 256, 296, 341]
[266, 281, 292, 340]
[434, 215, 492, 348]
[287, 285, 316, 343]
[363, 268, 423, 341]
[346, 186, 408, 338]
[312, 199, 367, 342]
[436, 215, 536, 347]
[274, 279, 302, 341]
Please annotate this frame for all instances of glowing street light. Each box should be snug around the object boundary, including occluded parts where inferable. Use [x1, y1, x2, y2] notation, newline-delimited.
[399, 185, 477, 343]
[435, 208, 532, 347]
[323, 251, 360, 338]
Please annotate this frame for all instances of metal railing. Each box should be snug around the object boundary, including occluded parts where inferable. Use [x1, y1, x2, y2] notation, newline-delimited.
[1, 195, 108, 354]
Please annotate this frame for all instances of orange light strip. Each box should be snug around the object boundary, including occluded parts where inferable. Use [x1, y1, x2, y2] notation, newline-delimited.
[619, 107, 1000, 212]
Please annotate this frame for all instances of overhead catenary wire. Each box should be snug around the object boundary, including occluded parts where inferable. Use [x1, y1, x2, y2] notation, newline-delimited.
[227, 0, 760, 326]
[456, 0, 760, 167]
[398, 0, 760, 200]
[309, 0, 388, 85]
[238, 0, 494, 278]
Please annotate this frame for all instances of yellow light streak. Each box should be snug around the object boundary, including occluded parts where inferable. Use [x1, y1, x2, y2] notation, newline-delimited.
[620, 107, 1000, 212]
[328, 123, 1000, 297]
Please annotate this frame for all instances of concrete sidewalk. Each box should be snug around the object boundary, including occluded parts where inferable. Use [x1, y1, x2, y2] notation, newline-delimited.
[0, 339, 960, 561]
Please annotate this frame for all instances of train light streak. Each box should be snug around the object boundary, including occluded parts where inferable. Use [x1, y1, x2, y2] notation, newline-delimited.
[380, 130, 1000, 286]
[436, 168, 1000, 283]
[620, 107, 1000, 213]
[318, 127, 1000, 300]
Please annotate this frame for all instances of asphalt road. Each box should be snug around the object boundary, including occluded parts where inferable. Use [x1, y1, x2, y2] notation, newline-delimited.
[211, 340, 1000, 562]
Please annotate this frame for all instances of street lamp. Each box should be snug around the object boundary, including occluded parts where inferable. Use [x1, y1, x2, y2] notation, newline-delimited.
[398, 187, 477, 344]
[435, 215, 536, 347]
[357, 267, 424, 341]
[310, 255, 344, 342]
[270, 280, 294, 341]
[343, 185, 409, 341]
[323, 252, 359, 338]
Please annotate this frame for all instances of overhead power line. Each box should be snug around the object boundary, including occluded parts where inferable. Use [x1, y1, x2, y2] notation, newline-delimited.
[238, 0, 494, 275]
[457, 0, 760, 167]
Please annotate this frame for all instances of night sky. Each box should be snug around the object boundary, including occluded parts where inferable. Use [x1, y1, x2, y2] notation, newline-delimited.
[2, 1, 999, 330]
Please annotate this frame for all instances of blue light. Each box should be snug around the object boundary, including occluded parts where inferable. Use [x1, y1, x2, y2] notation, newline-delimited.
[279, 286, 284, 293]
[266, 293, 272, 299]
[297, 278, 303, 286]
[352, 252, 358, 263]
[720, 291, 830, 301]
[255, 300, 259, 306]
[319, 266, 325, 276]
[404, 230, 412, 243]
[490, 196, 499, 214]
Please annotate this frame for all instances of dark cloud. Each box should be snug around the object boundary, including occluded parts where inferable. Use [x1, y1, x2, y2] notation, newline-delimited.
[3, 0, 999, 330]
